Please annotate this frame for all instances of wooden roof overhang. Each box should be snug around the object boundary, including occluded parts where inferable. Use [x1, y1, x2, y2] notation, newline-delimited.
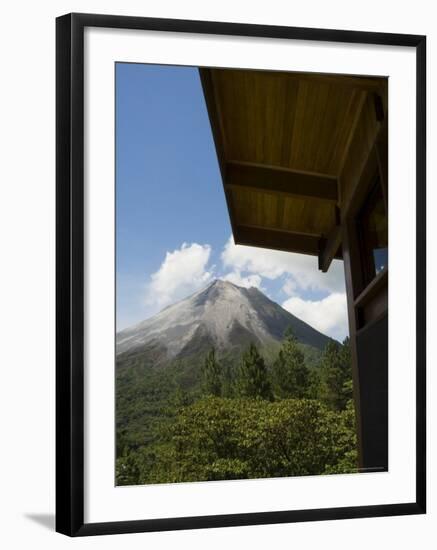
[200, 68, 387, 272]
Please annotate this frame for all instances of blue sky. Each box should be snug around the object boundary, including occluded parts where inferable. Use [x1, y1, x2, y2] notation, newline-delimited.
[116, 63, 348, 341]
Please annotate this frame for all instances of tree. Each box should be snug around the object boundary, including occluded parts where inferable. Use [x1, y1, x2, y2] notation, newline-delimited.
[201, 348, 222, 396]
[237, 343, 273, 400]
[220, 361, 235, 398]
[323, 399, 358, 474]
[163, 396, 358, 483]
[340, 337, 354, 401]
[273, 330, 310, 398]
[283, 325, 296, 339]
[306, 367, 322, 400]
[116, 448, 141, 486]
[319, 338, 353, 410]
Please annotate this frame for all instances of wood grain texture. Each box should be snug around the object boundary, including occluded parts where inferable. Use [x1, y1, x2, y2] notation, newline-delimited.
[202, 67, 387, 258]
[226, 161, 338, 201]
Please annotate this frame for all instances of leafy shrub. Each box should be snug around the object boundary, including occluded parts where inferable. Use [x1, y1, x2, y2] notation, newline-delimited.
[135, 396, 358, 484]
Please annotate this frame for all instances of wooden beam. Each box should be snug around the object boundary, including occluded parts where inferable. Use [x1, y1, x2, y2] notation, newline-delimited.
[354, 268, 388, 309]
[235, 225, 321, 256]
[341, 220, 365, 468]
[226, 161, 338, 202]
[339, 94, 384, 219]
[375, 119, 388, 213]
[318, 225, 342, 272]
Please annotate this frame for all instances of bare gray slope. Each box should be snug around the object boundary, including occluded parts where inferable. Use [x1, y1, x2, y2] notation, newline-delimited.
[116, 280, 332, 361]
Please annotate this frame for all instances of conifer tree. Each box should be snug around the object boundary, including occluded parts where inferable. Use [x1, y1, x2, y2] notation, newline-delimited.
[202, 348, 222, 396]
[237, 343, 273, 400]
[273, 329, 309, 398]
[319, 338, 352, 410]
[220, 361, 235, 397]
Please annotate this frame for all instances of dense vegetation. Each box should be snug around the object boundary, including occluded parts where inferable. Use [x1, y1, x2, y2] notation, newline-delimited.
[116, 331, 357, 485]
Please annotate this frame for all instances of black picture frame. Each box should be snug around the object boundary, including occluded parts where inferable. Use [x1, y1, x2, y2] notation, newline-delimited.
[56, 12, 426, 537]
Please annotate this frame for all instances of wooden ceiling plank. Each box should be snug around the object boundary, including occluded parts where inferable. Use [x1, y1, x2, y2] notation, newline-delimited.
[280, 72, 387, 92]
[336, 90, 368, 187]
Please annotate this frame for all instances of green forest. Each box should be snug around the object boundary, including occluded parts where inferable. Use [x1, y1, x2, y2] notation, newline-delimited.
[116, 331, 358, 485]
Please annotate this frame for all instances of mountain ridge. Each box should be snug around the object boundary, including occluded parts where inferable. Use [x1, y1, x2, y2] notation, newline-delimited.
[116, 279, 333, 365]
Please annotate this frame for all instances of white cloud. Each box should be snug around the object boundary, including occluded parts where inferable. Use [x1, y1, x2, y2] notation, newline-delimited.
[221, 236, 345, 295]
[282, 293, 349, 342]
[222, 271, 263, 289]
[142, 238, 349, 341]
[145, 243, 213, 311]
[282, 278, 298, 296]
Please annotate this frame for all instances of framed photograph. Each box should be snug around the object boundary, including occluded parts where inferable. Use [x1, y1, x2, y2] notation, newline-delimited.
[56, 13, 426, 536]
